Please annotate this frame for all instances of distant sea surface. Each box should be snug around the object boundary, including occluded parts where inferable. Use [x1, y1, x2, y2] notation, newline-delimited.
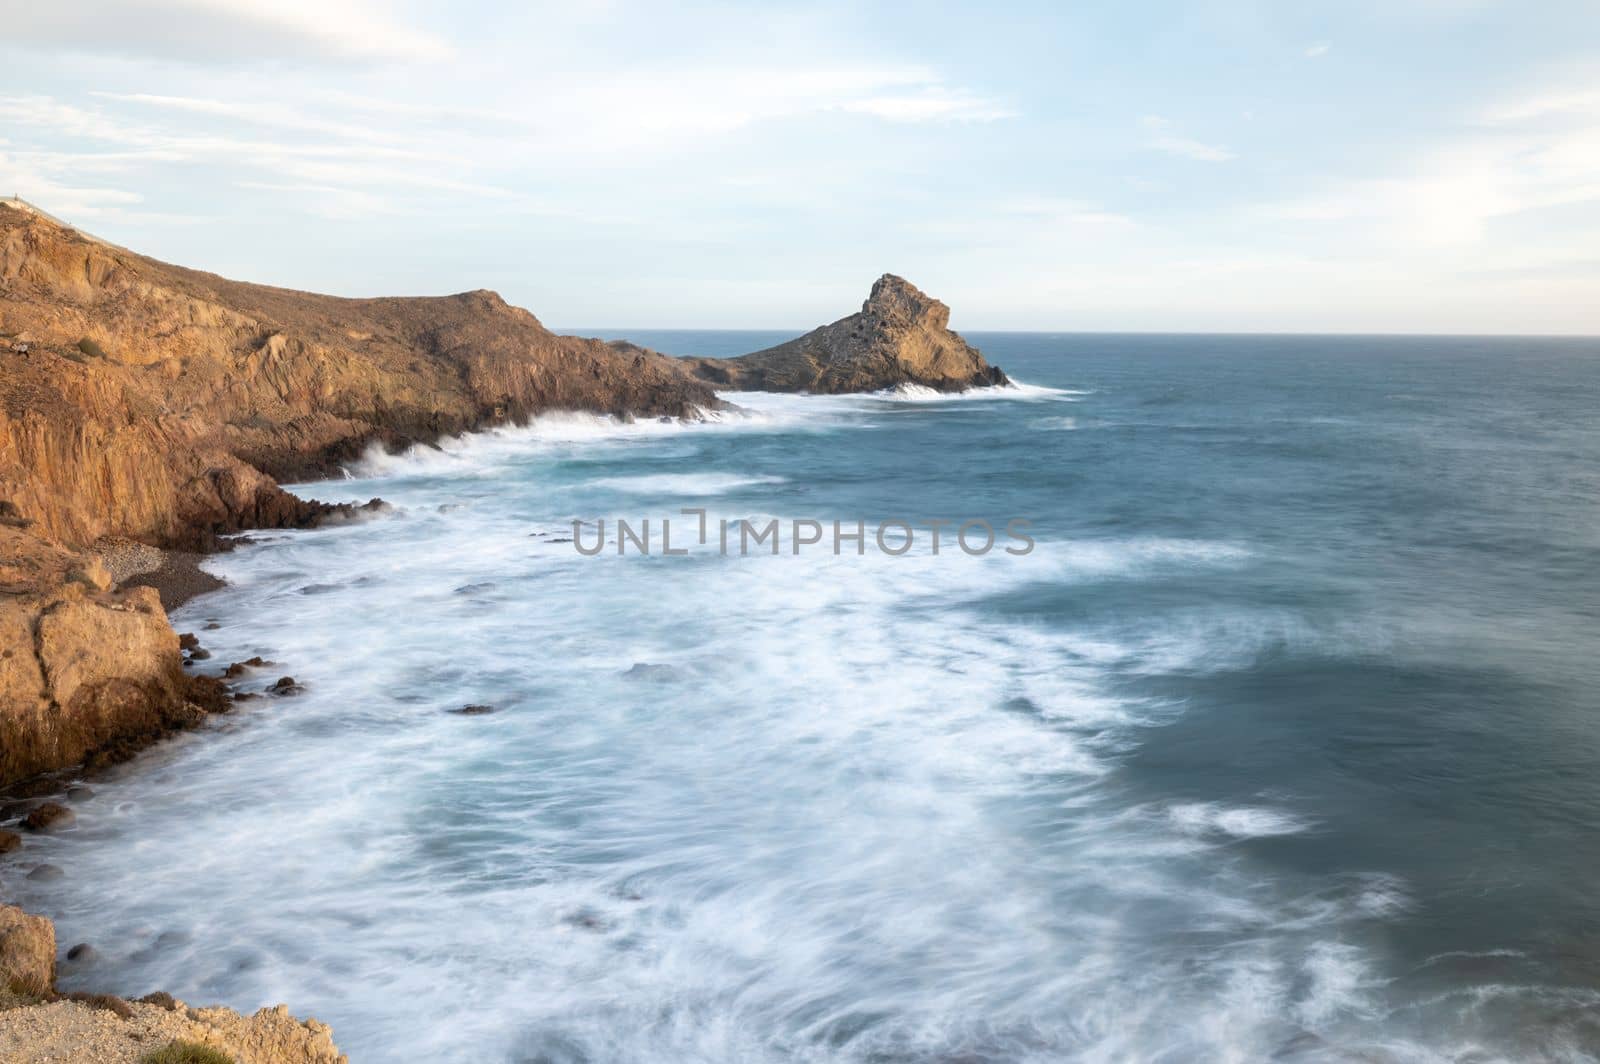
[21, 331, 1600, 1061]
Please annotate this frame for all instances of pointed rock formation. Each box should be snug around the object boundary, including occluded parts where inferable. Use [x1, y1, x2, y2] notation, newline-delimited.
[686, 274, 1008, 394]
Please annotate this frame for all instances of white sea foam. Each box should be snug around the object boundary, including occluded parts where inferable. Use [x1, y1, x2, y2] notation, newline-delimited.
[22, 393, 1476, 1063]
[871, 378, 1084, 403]
[1168, 802, 1312, 838]
[591, 473, 787, 495]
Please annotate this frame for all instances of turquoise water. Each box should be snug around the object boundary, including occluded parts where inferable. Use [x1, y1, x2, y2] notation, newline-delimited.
[20, 332, 1600, 1061]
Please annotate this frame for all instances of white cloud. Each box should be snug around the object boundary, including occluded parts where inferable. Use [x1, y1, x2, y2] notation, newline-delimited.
[0, 151, 144, 219]
[1305, 42, 1332, 58]
[1480, 87, 1600, 125]
[1257, 78, 1600, 247]
[842, 88, 1015, 124]
[89, 92, 407, 143]
[1140, 116, 1235, 162]
[0, 0, 452, 64]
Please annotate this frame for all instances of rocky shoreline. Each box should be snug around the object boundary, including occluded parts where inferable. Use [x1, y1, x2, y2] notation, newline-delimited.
[0, 198, 1007, 1061]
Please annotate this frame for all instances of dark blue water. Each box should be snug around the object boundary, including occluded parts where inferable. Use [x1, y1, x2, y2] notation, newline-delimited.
[30, 330, 1600, 1061]
[618, 329, 1600, 1055]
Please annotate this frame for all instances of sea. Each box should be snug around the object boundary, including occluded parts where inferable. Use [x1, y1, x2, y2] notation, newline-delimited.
[16, 331, 1600, 1062]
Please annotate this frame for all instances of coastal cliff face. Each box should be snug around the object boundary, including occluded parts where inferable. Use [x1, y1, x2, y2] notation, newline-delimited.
[0, 199, 721, 549]
[685, 274, 1008, 394]
[0, 528, 223, 786]
[0, 201, 733, 1058]
[0, 199, 723, 791]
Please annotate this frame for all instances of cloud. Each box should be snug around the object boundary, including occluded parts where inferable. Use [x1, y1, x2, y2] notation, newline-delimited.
[0, 151, 144, 219]
[89, 92, 408, 142]
[842, 88, 1015, 124]
[1480, 87, 1600, 125]
[0, 0, 452, 64]
[1305, 42, 1332, 58]
[1140, 116, 1235, 162]
[1255, 80, 1600, 246]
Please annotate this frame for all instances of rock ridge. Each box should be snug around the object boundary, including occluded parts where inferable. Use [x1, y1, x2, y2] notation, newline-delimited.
[685, 273, 1008, 394]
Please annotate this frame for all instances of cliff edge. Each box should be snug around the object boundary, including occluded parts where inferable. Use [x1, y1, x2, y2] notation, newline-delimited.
[685, 274, 1008, 394]
[0, 200, 723, 788]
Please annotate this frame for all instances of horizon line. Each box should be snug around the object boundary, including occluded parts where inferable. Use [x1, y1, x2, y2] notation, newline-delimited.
[558, 325, 1600, 341]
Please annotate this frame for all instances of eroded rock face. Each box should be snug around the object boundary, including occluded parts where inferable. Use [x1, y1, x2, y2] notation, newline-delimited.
[0, 201, 722, 548]
[686, 274, 1008, 394]
[0, 904, 55, 996]
[0, 201, 724, 786]
[0, 527, 221, 787]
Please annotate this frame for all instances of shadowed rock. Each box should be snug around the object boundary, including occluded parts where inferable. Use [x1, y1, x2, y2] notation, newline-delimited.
[22, 803, 75, 833]
[685, 274, 1008, 394]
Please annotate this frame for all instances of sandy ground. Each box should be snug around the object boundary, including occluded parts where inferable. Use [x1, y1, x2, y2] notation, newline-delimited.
[0, 996, 345, 1063]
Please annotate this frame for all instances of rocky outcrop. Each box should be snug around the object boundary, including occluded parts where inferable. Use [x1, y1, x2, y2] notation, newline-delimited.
[0, 906, 344, 1062]
[0, 199, 723, 788]
[0, 905, 55, 997]
[0, 527, 228, 787]
[0, 199, 722, 549]
[685, 274, 1008, 394]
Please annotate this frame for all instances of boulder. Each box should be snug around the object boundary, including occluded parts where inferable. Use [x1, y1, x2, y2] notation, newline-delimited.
[22, 802, 75, 832]
[0, 904, 55, 995]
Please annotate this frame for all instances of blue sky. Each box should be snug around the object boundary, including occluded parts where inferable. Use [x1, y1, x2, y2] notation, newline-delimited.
[3, 0, 1599, 332]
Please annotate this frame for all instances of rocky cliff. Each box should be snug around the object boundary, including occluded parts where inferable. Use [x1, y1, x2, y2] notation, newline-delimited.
[0, 199, 721, 549]
[685, 274, 1007, 394]
[0, 199, 724, 789]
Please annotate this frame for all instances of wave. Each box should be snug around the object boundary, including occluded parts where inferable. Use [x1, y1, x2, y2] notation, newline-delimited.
[591, 473, 787, 495]
[1167, 802, 1311, 838]
[871, 378, 1087, 403]
[341, 406, 801, 481]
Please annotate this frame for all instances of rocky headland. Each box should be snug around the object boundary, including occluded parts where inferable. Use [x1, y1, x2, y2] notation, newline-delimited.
[0, 198, 723, 1060]
[685, 273, 1008, 394]
[0, 202, 1005, 1061]
[0, 197, 723, 788]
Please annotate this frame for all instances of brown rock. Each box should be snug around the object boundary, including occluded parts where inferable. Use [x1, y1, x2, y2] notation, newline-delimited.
[0, 903, 55, 996]
[224, 656, 268, 678]
[0, 538, 192, 787]
[0, 500, 31, 529]
[63, 991, 135, 1019]
[0, 202, 727, 789]
[0, 828, 20, 853]
[23, 801, 75, 832]
[0, 203, 722, 551]
[686, 274, 1008, 394]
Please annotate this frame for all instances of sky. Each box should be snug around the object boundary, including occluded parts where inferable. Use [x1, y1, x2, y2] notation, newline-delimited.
[3, 0, 1600, 333]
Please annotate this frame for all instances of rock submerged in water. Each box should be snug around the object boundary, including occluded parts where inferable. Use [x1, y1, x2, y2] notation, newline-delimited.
[623, 663, 681, 683]
[685, 274, 1009, 394]
[22, 802, 75, 832]
[223, 656, 269, 678]
[270, 676, 303, 696]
